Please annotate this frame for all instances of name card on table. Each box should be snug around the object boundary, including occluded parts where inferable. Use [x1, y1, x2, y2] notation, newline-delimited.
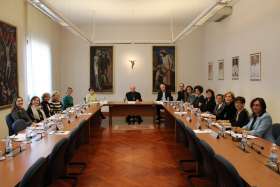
[194, 129, 213, 134]
[154, 101, 164, 105]
[54, 131, 70, 135]
[127, 101, 136, 104]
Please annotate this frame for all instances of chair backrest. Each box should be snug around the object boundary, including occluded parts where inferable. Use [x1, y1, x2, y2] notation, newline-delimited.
[46, 138, 69, 186]
[176, 121, 189, 147]
[5, 113, 15, 135]
[19, 157, 48, 187]
[197, 140, 217, 183]
[12, 119, 28, 134]
[214, 154, 245, 187]
[275, 136, 280, 146]
[272, 123, 280, 141]
[76, 120, 88, 147]
[65, 126, 80, 163]
[184, 126, 201, 161]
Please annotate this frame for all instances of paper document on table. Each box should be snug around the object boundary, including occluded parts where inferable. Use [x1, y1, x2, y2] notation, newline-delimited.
[201, 113, 216, 118]
[10, 133, 26, 142]
[212, 122, 232, 129]
[174, 112, 187, 116]
[194, 129, 213, 134]
[80, 113, 92, 116]
[127, 101, 136, 104]
[100, 101, 108, 106]
[226, 131, 257, 139]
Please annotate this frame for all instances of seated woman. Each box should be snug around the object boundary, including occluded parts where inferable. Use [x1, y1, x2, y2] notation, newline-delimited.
[185, 85, 196, 104]
[192, 85, 205, 110]
[50, 91, 63, 114]
[202, 89, 216, 113]
[11, 97, 32, 126]
[216, 91, 236, 123]
[241, 98, 274, 142]
[41, 93, 53, 117]
[85, 87, 97, 103]
[62, 87, 74, 110]
[231, 96, 249, 127]
[27, 96, 47, 123]
[85, 87, 106, 119]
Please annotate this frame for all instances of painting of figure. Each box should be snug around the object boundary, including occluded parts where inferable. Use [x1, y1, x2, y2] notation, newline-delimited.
[0, 20, 18, 109]
[90, 46, 113, 92]
[232, 56, 239, 80]
[250, 52, 261, 81]
[153, 46, 175, 92]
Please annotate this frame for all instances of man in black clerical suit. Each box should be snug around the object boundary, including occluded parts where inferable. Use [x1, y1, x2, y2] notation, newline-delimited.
[176, 82, 185, 101]
[156, 84, 173, 101]
[125, 85, 143, 124]
[156, 83, 173, 121]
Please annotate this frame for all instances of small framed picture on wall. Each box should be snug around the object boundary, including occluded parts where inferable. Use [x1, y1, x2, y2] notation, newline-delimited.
[232, 56, 239, 80]
[218, 59, 224, 80]
[250, 52, 261, 81]
[208, 62, 213, 80]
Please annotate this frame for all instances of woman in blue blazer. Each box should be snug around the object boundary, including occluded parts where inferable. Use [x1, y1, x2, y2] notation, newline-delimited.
[242, 98, 274, 142]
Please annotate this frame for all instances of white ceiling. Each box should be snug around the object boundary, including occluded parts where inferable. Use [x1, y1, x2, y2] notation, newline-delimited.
[44, 0, 217, 26]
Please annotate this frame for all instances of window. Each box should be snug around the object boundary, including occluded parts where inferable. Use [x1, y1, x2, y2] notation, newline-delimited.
[27, 38, 52, 99]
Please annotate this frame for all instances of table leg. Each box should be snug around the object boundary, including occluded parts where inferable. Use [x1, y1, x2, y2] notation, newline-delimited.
[109, 106, 112, 129]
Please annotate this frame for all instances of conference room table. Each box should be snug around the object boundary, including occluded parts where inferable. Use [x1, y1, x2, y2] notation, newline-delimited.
[162, 103, 280, 187]
[0, 104, 101, 187]
[106, 101, 157, 128]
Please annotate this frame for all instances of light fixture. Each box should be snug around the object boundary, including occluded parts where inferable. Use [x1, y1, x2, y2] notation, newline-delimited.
[129, 60, 136, 69]
[173, 0, 233, 42]
[194, 3, 226, 26]
[28, 0, 91, 43]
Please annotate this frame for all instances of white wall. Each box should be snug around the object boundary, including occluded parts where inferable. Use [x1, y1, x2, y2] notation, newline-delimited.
[59, 24, 179, 105]
[179, 0, 280, 122]
[176, 27, 204, 87]
[203, 0, 280, 121]
[0, 2, 61, 138]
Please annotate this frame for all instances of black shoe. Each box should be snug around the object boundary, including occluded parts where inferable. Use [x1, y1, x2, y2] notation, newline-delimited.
[138, 118, 143, 124]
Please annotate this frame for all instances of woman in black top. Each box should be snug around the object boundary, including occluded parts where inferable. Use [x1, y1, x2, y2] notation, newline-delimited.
[231, 96, 249, 127]
[217, 91, 236, 123]
[193, 85, 205, 110]
[202, 89, 216, 113]
[41, 92, 53, 117]
[27, 96, 47, 123]
[11, 97, 32, 126]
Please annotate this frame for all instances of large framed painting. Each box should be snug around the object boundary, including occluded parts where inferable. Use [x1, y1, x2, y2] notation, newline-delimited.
[90, 46, 113, 92]
[232, 56, 239, 80]
[218, 59, 224, 80]
[153, 46, 175, 92]
[250, 52, 261, 81]
[0, 20, 18, 109]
